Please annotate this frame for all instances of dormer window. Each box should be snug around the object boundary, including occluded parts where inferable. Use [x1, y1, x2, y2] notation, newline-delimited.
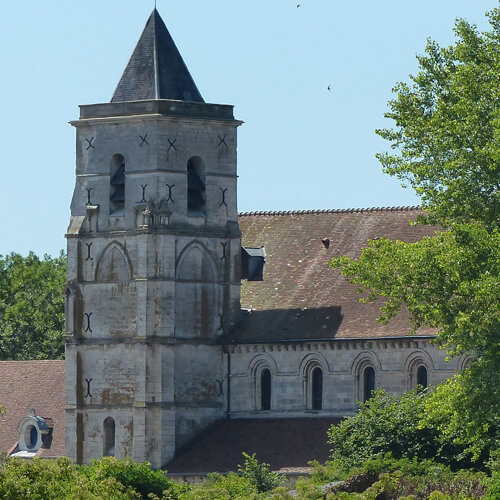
[187, 156, 205, 215]
[11, 412, 53, 457]
[110, 154, 125, 214]
[241, 247, 266, 281]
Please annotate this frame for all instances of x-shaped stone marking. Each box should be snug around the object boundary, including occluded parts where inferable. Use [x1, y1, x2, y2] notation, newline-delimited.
[217, 134, 228, 148]
[167, 138, 177, 152]
[85, 137, 95, 150]
[139, 133, 149, 147]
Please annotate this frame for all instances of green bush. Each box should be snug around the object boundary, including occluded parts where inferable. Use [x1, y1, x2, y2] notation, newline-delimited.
[0, 457, 134, 499]
[83, 457, 186, 499]
[289, 456, 490, 499]
[238, 452, 285, 493]
[178, 472, 258, 499]
[177, 453, 285, 499]
[328, 389, 470, 470]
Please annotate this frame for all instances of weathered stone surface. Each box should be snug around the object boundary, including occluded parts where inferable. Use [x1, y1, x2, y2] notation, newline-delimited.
[66, 67, 241, 467]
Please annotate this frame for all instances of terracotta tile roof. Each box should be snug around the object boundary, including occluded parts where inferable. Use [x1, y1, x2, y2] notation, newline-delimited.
[228, 207, 437, 343]
[167, 418, 340, 473]
[0, 360, 66, 457]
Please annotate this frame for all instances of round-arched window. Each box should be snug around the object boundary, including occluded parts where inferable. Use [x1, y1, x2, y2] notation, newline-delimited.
[103, 417, 116, 456]
[260, 369, 271, 411]
[363, 366, 375, 402]
[416, 365, 428, 388]
[311, 367, 323, 410]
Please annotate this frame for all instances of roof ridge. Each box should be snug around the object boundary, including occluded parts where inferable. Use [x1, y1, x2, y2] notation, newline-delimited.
[238, 206, 422, 216]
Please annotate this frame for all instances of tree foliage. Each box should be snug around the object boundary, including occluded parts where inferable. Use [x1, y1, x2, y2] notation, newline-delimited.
[328, 389, 471, 470]
[331, 7, 500, 467]
[376, 8, 499, 226]
[237, 452, 285, 493]
[83, 457, 185, 499]
[0, 252, 66, 360]
[0, 457, 135, 499]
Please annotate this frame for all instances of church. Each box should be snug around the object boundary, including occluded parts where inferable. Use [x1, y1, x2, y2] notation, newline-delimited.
[0, 9, 469, 474]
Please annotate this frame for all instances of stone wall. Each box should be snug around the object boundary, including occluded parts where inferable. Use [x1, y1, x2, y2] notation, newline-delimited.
[227, 338, 470, 418]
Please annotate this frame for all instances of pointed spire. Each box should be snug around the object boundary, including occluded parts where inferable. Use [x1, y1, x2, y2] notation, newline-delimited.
[111, 9, 204, 103]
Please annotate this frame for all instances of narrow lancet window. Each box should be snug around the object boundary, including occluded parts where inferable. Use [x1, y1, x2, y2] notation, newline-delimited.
[260, 369, 271, 411]
[110, 154, 125, 214]
[363, 367, 375, 403]
[311, 367, 323, 410]
[103, 417, 116, 456]
[187, 157, 205, 215]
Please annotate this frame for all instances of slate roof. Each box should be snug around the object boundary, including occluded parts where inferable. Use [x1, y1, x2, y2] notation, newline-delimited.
[112, 9, 204, 103]
[167, 418, 340, 473]
[0, 361, 66, 457]
[226, 207, 437, 343]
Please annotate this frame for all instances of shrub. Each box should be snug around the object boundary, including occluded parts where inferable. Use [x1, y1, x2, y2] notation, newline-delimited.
[83, 457, 185, 499]
[0, 457, 134, 499]
[238, 452, 285, 493]
[328, 389, 469, 469]
[178, 472, 258, 499]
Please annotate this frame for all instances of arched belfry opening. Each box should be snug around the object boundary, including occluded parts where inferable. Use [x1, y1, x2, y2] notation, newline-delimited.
[187, 157, 205, 215]
[110, 154, 125, 214]
[103, 417, 116, 456]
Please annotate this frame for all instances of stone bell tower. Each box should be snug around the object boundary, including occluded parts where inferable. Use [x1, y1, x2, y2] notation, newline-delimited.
[65, 9, 242, 468]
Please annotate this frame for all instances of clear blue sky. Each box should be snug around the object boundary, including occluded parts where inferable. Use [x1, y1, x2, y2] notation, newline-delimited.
[0, 0, 496, 256]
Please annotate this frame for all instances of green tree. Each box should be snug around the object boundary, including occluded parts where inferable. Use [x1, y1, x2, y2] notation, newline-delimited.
[0, 251, 66, 360]
[376, 9, 499, 226]
[331, 8, 499, 466]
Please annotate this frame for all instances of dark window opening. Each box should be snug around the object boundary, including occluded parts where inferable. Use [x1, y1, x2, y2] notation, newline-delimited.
[103, 417, 116, 456]
[241, 247, 266, 281]
[110, 154, 125, 214]
[416, 365, 428, 388]
[260, 369, 271, 411]
[187, 157, 205, 215]
[363, 367, 375, 403]
[312, 367, 323, 410]
[25, 425, 38, 450]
